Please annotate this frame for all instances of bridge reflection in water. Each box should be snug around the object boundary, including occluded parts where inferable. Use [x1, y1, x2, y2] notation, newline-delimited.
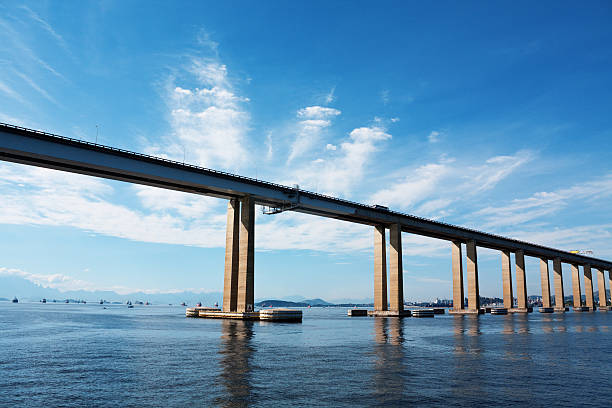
[372, 318, 406, 404]
[216, 320, 254, 407]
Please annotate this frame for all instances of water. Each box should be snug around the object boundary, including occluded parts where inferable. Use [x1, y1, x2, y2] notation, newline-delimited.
[1, 303, 611, 407]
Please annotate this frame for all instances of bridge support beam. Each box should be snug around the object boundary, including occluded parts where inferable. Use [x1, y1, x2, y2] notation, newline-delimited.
[466, 240, 480, 312]
[373, 225, 388, 312]
[222, 199, 240, 312]
[571, 264, 582, 308]
[597, 269, 609, 309]
[501, 250, 513, 309]
[515, 250, 528, 311]
[583, 265, 595, 310]
[389, 224, 404, 312]
[553, 258, 566, 312]
[237, 197, 255, 313]
[451, 241, 464, 311]
[540, 258, 552, 308]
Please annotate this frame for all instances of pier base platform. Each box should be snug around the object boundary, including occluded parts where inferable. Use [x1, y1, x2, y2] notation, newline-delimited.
[186, 308, 302, 322]
[573, 306, 590, 312]
[598, 306, 610, 311]
[509, 307, 533, 313]
[538, 307, 554, 313]
[448, 308, 484, 315]
[367, 310, 412, 317]
[348, 309, 368, 316]
[491, 308, 508, 315]
[412, 309, 434, 318]
[554, 307, 570, 312]
[259, 308, 302, 322]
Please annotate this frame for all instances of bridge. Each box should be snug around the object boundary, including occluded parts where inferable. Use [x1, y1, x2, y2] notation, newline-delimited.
[1, 122, 611, 315]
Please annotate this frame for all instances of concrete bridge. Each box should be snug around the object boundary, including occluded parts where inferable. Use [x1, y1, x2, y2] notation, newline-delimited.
[1, 122, 611, 316]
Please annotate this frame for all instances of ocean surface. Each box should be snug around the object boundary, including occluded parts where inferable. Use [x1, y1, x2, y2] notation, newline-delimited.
[1, 302, 611, 407]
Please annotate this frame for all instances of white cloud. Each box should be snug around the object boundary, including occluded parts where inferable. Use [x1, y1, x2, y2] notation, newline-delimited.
[325, 143, 337, 151]
[147, 59, 251, 171]
[428, 130, 440, 143]
[324, 86, 336, 104]
[369, 150, 535, 215]
[297, 106, 341, 120]
[287, 106, 341, 163]
[474, 173, 612, 228]
[288, 126, 391, 196]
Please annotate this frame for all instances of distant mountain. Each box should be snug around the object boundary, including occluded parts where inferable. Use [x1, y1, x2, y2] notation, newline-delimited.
[256, 298, 335, 307]
[0, 275, 222, 306]
[302, 298, 333, 306]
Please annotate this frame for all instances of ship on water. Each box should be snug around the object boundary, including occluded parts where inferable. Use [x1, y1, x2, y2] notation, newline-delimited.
[12, 297, 18, 303]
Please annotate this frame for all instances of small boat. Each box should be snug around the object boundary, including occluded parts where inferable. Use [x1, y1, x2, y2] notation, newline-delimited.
[145, 301, 150, 305]
[127, 305, 134, 308]
[99, 300, 104, 304]
[196, 302, 202, 307]
[214, 302, 218, 308]
[181, 302, 187, 306]
[41, 298, 47, 303]
[12, 297, 18, 303]
[65, 299, 69, 303]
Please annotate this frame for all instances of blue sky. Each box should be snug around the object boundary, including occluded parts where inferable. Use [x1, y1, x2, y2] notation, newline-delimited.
[1, 1, 611, 302]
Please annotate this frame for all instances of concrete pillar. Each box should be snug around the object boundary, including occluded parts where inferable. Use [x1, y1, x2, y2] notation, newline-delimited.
[222, 199, 240, 312]
[501, 250, 513, 309]
[389, 224, 404, 312]
[597, 269, 608, 308]
[237, 197, 255, 313]
[466, 240, 480, 311]
[571, 264, 582, 308]
[609, 270, 612, 305]
[515, 250, 527, 309]
[373, 225, 387, 311]
[540, 258, 551, 308]
[451, 241, 464, 311]
[583, 265, 595, 310]
[553, 258, 565, 311]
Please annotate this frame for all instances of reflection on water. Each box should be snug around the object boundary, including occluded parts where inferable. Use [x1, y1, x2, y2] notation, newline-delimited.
[372, 318, 405, 405]
[216, 320, 254, 408]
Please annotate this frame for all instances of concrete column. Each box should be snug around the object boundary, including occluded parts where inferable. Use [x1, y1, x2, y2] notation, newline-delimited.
[553, 258, 565, 311]
[451, 241, 464, 311]
[571, 264, 582, 308]
[237, 197, 255, 313]
[501, 250, 513, 309]
[515, 250, 527, 309]
[222, 199, 240, 312]
[373, 225, 387, 311]
[597, 269, 608, 308]
[540, 258, 552, 308]
[466, 240, 480, 311]
[609, 270, 612, 305]
[389, 224, 404, 312]
[583, 265, 595, 310]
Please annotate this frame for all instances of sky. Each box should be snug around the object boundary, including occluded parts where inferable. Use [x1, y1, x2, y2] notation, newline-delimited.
[0, 1, 611, 302]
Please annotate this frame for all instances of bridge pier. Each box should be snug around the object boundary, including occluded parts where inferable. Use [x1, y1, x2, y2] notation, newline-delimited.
[512, 250, 530, 312]
[583, 265, 595, 311]
[501, 250, 513, 309]
[451, 241, 464, 312]
[571, 264, 584, 310]
[553, 258, 566, 312]
[597, 269, 609, 310]
[389, 224, 404, 313]
[222, 199, 240, 312]
[540, 258, 552, 311]
[373, 225, 388, 312]
[466, 240, 481, 313]
[237, 197, 255, 313]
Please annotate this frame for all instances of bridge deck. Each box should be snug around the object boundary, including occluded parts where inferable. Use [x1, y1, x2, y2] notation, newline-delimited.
[0, 122, 610, 269]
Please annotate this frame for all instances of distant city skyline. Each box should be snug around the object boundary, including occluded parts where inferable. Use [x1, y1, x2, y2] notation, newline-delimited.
[0, 1, 611, 301]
